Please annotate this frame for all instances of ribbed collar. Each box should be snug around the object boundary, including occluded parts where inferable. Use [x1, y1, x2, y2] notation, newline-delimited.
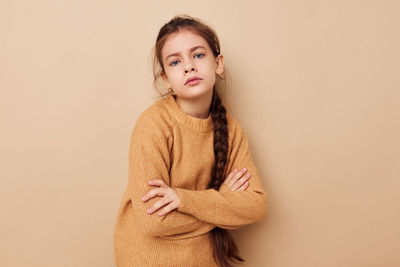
[163, 94, 214, 132]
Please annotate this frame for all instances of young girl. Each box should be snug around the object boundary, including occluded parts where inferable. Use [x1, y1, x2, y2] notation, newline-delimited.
[113, 14, 267, 267]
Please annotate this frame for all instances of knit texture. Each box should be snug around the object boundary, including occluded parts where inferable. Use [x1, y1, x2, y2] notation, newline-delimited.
[113, 94, 267, 267]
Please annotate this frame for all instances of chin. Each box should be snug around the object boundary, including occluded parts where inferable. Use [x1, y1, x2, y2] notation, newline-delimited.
[181, 87, 213, 99]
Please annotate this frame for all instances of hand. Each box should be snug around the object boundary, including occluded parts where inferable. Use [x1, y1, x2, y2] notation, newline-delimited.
[141, 179, 181, 216]
[223, 168, 251, 191]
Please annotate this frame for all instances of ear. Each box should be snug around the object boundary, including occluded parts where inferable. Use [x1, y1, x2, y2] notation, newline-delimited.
[160, 71, 172, 89]
[215, 54, 224, 76]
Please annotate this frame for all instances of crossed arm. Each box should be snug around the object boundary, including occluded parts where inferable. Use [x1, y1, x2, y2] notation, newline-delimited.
[127, 124, 267, 240]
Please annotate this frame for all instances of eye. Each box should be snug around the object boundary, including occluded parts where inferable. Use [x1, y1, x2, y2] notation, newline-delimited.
[169, 53, 204, 66]
[170, 60, 179, 66]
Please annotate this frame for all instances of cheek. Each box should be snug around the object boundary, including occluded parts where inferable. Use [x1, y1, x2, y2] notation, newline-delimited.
[165, 70, 180, 83]
[202, 72, 216, 87]
[199, 59, 216, 75]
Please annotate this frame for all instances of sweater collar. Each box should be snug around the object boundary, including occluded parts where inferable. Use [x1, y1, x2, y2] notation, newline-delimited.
[164, 94, 214, 132]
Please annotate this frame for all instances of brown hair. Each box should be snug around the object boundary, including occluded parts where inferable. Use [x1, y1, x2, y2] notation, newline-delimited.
[151, 14, 244, 267]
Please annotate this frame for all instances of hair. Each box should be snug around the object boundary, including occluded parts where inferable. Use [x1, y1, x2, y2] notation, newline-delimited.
[150, 14, 244, 267]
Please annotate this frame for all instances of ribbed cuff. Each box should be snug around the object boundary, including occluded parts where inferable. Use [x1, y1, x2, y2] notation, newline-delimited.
[175, 187, 193, 214]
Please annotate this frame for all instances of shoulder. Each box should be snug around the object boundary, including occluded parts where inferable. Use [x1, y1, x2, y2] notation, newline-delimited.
[226, 112, 239, 130]
[132, 97, 175, 139]
[226, 112, 246, 140]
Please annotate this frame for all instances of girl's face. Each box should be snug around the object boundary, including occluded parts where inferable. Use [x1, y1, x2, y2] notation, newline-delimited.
[160, 29, 224, 101]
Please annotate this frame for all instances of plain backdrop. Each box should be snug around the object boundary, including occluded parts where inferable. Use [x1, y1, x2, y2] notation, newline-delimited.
[1, 1, 399, 266]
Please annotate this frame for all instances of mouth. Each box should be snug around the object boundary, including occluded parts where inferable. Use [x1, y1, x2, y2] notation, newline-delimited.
[185, 77, 202, 85]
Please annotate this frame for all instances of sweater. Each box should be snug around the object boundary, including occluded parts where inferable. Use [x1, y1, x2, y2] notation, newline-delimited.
[113, 94, 267, 267]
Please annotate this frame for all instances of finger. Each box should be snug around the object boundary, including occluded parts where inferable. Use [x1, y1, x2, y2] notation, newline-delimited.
[224, 169, 238, 185]
[231, 171, 251, 191]
[228, 168, 248, 188]
[157, 202, 178, 216]
[141, 187, 165, 202]
[237, 181, 249, 191]
[147, 179, 165, 187]
[146, 197, 171, 215]
[226, 168, 242, 187]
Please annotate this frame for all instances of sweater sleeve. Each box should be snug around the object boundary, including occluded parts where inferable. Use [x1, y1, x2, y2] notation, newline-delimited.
[126, 126, 216, 240]
[174, 121, 268, 230]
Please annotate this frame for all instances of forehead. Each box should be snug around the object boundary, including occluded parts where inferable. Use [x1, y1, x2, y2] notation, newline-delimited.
[162, 29, 209, 59]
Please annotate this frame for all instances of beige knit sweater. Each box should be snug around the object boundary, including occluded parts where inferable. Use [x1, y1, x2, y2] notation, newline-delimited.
[113, 94, 267, 267]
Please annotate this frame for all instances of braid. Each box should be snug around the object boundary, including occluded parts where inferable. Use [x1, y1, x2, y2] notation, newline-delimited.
[208, 87, 245, 267]
[209, 87, 228, 189]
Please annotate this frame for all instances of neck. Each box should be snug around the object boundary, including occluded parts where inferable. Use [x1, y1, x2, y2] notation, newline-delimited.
[174, 90, 213, 119]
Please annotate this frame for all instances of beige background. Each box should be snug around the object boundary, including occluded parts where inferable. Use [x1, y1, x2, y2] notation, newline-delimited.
[1, 0, 399, 266]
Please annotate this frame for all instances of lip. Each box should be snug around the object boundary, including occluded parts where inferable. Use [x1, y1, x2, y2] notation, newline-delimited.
[185, 76, 202, 85]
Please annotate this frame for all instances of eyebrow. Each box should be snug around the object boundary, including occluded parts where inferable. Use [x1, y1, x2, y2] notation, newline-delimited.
[165, 45, 206, 61]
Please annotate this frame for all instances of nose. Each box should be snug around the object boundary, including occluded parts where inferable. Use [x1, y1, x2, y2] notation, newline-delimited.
[184, 58, 196, 73]
[185, 67, 195, 73]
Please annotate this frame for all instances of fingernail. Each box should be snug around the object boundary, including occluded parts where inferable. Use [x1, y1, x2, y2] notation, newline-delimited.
[243, 167, 247, 171]
[141, 197, 145, 201]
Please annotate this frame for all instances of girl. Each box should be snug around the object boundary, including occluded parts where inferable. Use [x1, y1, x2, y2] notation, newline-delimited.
[113, 14, 267, 267]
